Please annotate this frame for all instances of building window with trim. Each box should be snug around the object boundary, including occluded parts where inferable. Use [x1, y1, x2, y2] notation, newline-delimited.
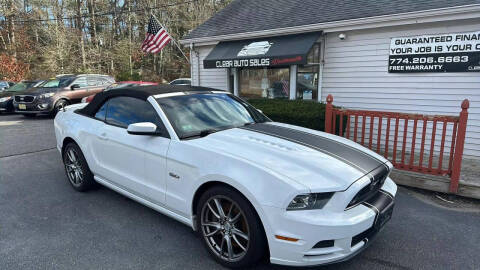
[297, 43, 320, 100]
[239, 67, 290, 99]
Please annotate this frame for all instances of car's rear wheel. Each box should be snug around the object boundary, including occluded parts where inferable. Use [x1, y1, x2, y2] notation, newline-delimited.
[196, 186, 267, 268]
[62, 142, 96, 191]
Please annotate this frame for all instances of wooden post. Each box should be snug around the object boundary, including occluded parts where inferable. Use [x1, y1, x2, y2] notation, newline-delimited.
[450, 99, 469, 193]
[325, 94, 333, 133]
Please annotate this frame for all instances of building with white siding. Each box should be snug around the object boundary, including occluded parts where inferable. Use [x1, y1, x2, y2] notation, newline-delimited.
[180, 0, 480, 159]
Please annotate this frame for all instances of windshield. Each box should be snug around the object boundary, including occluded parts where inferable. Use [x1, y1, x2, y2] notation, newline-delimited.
[40, 77, 74, 88]
[4, 82, 34, 92]
[156, 93, 269, 139]
[0, 81, 8, 89]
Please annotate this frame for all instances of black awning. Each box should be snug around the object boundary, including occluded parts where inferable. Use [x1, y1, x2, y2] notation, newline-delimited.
[203, 32, 321, 69]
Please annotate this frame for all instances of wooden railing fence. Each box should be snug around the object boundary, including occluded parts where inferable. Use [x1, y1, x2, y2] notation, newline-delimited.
[324, 94, 469, 193]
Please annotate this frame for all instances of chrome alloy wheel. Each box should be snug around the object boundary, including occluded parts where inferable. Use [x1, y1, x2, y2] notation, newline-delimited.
[201, 195, 250, 262]
[64, 148, 84, 187]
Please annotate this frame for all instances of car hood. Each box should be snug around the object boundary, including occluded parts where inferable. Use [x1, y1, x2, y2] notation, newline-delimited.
[1, 87, 39, 98]
[0, 91, 16, 98]
[191, 122, 389, 192]
[18, 87, 62, 95]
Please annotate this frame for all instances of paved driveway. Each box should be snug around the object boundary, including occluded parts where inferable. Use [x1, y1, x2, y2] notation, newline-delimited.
[0, 113, 479, 270]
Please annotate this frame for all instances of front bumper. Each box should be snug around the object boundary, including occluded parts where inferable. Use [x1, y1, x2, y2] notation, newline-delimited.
[13, 99, 53, 114]
[264, 177, 397, 267]
[0, 99, 14, 112]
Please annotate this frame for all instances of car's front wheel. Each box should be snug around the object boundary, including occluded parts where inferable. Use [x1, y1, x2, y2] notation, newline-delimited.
[196, 186, 267, 268]
[62, 142, 96, 191]
[54, 99, 69, 115]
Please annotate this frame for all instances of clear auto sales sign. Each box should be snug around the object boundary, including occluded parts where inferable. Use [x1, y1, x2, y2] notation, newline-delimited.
[388, 31, 480, 73]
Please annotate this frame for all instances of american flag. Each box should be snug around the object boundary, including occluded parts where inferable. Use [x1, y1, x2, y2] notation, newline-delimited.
[141, 16, 172, 54]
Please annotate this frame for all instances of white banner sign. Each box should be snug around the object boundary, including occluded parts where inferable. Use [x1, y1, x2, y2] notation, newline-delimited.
[389, 31, 480, 72]
[390, 31, 480, 55]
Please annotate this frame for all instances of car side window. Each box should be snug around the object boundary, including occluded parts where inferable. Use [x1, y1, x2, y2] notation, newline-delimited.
[104, 77, 115, 85]
[73, 77, 88, 88]
[94, 101, 108, 121]
[97, 78, 109, 86]
[87, 77, 98, 86]
[88, 77, 106, 87]
[105, 96, 169, 137]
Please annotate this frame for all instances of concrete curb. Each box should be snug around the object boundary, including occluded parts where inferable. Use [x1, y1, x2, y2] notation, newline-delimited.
[391, 169, 480, 200]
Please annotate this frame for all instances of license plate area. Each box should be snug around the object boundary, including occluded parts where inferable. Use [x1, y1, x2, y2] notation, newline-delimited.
[18, 104, 26, 110]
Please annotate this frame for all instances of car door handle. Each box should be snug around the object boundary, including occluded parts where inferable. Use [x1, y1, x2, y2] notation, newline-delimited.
[169, 172, 180, 179]
[98, 132, 108, 141]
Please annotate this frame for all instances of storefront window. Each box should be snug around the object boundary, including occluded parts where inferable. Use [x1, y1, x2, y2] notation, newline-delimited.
[296, 43, 320, 100]
[239, 67, 290, 99]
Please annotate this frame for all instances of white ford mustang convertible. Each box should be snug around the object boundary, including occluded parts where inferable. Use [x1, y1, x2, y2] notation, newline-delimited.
[54, 85, 397, 268]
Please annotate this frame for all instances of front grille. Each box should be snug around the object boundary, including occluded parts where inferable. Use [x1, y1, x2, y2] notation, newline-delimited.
[15, 95, 35, 103]
[346, 164, 389, 209]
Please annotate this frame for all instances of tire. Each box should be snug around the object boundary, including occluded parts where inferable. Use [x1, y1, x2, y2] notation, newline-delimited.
[54, 99, 69, 115]
[62, 142, 96, 192]
[196, 186, 267, 268]
[22, 114, 36, 117]
[6, 102, 14, 112]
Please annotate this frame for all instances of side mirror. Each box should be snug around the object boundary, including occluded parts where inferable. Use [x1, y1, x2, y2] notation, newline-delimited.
[127, 122, 158, 136]
[70, 84, 80, 90]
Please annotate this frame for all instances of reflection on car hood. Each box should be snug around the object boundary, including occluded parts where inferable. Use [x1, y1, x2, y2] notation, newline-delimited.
[1, 86, 43, 97]
[191, 122, 389, 192]
[17, 87, 61, 95]
[0, 91, 16, 98]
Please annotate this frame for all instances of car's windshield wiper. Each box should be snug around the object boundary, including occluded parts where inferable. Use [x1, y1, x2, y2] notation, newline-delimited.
[181, 128, 219, 139]
[181, 123, 253, 140]
[199, 129, 219, 137]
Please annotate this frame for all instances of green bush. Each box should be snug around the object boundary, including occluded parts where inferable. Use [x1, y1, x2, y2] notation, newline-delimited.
[247, 99, 327, 131]
[247, 98, 346, 133]
[116, 71, 142, 81]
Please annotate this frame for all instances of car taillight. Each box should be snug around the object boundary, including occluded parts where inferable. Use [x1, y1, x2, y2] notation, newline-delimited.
[82, 95, 95, 103]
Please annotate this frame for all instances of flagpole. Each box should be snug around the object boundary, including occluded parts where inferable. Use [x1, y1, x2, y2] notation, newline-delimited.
[151, 13, 190, 64]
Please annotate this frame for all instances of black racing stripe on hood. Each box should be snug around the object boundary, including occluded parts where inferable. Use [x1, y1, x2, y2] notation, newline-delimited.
[240, 123, 385, 174]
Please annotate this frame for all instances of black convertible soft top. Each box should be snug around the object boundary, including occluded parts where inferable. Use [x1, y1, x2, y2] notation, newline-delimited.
[77, 84, 224, 117]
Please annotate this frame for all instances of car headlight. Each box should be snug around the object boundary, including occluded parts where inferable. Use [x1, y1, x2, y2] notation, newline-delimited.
[39, 92, 55, 99]
[0, 96, 12, 102]
[287, 193, 334, 211]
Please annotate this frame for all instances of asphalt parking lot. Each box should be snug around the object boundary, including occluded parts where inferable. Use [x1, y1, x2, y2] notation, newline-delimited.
[1, 113, 479, 270]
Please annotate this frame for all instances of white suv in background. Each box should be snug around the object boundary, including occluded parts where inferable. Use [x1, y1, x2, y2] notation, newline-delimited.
[169, 78, 191, 86]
